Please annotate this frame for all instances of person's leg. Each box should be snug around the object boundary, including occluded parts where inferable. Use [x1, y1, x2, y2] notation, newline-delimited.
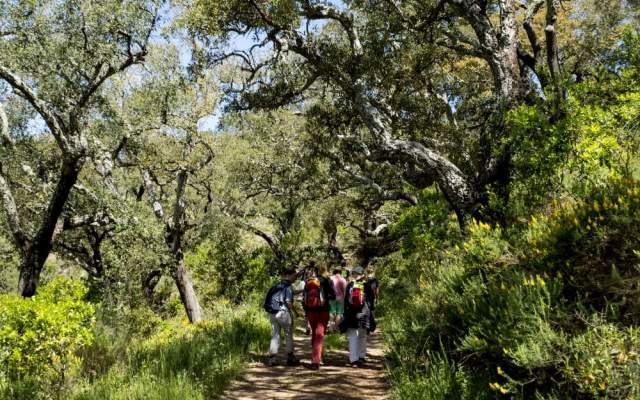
[283, 313, 294, 355]
[335, 300, 344, 325]
[268, 314, 280, 365]
[269, 314, 281, 355]
[307, 311, 317, 349]
[311, 311, 328, 365]
[347, 328, 359, 363]
[358, 327, 368, 361]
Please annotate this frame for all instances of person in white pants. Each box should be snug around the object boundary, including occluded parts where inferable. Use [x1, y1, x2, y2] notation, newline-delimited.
[270, 309, 294, 356]
[265, 267, 300, 366]
[347, 326, 368, 363]
[343, 266, 372, 367]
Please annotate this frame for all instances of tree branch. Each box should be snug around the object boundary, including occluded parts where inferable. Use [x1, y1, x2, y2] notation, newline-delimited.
[142, 169, 164, 219]
[0, 172, 28, 252]
[0, 65, 66, 147]
[0, 102, 12, 147]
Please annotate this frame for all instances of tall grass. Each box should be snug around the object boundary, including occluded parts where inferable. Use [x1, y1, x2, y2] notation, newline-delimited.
[69, 302, 270, 400]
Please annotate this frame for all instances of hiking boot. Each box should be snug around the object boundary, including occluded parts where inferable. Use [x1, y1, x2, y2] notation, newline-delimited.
[309, 363, 320, 370]
[266, 355, 277, 367]
[349, 360, 363, 368]
[359, 357, 366, 364]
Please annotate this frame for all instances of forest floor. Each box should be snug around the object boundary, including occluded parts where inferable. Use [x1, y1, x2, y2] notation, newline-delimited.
[218, 322, 389, 400]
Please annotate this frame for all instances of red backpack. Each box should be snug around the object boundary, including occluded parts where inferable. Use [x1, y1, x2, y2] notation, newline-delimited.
[349, 281, 365, 309]
[303, 277, 326, 309]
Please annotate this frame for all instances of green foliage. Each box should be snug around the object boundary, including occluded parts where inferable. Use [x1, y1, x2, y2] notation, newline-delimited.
[188, 219, 275, 304]
[0, 277, 95, 399]
[382, 179, 640, 399]
[522, 179, 640, 324]
[70, 301, 270, 400]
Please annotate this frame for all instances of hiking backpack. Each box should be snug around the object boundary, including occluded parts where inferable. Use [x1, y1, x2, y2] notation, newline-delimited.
[263, 283, 284, 314]
[349, 281, 366, 309]
[303, 277, 326, 309]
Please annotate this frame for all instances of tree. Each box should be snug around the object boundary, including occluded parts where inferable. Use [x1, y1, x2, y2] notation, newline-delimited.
[181, 0, 585, 227]
[218, 110, 328, 268]
[113, 44, 218, 323]
[0, 0, 160, 296]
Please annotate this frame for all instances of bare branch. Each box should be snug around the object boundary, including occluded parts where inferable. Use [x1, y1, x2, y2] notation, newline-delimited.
[0, 65, 66, 146]
[343, 165, 417, 206]
[523, 0, 544, 63]
[0, 101, 12, 147]
[300, 1, 363, 56]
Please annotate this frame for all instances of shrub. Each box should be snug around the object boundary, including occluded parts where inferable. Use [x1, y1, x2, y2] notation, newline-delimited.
[382, 179, 640, 399]
[0, 277, 95, 399]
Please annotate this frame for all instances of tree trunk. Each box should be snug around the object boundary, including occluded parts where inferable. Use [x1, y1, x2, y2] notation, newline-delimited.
[18, 157, 83, 297]
[169, 169, 203, 323]
[173, 250, 203, 323]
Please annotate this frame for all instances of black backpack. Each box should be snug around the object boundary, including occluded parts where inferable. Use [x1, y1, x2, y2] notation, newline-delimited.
[263, 282, 285, 314]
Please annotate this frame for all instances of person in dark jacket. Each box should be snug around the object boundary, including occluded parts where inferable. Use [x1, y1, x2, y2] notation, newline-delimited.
[342, 265, 374, 367]
[302, 263, 335, 370]
[264, 267, 300, 366]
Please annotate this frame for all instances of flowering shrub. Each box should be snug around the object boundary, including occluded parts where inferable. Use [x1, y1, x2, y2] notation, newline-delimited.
[382, 179, 640, 399]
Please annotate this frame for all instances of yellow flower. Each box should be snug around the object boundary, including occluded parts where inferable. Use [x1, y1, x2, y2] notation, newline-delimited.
[497, 366, 505, 376]
[489, 382, 509, 394]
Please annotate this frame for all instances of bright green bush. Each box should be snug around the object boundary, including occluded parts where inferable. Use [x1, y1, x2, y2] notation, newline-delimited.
[0, 277, 95, 399]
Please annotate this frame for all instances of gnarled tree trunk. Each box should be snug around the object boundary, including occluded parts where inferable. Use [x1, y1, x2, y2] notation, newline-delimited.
[18, 156, 84, 296]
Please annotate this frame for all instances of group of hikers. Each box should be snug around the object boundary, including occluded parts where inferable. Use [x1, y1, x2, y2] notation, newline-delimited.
[263, 261, 379, 370]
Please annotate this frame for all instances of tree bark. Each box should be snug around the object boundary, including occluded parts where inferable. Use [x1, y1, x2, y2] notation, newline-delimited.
[545, 0, 566, 106]
[18, 157, 84, 296]
[172, 250, 203, 323]
[142, 164, 204, 323]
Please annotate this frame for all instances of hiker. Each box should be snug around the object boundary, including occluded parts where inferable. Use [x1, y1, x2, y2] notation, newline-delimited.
[298, 265, 314, 335]
[302, 263, 336, 370]
[366, 267, 380, 310]
[329, 266, 347, 332]
[341, 265, 374, 367]
[263, 267, 299, 366]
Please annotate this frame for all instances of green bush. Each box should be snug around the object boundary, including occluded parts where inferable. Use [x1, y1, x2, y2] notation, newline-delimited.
[0, 277, 95, 399]
[381, 179, 640, 399]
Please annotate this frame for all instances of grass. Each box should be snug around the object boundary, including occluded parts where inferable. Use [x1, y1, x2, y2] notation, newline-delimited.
[324, 330, 348, 351]
[68, 302, 270, 400]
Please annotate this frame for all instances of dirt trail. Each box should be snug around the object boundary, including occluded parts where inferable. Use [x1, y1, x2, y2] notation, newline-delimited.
[218, 325, 389, 400]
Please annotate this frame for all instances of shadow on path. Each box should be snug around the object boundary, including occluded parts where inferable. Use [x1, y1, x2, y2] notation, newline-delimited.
[218, 325, 388, 400]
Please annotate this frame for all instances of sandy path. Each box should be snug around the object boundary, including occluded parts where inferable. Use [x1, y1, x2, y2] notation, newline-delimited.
[218, 324, 389, 400]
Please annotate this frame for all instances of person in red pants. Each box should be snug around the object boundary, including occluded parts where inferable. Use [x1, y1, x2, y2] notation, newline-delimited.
[302, 262, 336, 370]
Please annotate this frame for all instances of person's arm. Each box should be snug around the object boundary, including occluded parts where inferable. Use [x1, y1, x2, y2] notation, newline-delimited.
[339, 278, 347, 298]
[344, 282, 352, 313]
[285, 286, 294, 311]
[325, 277, 336, 301]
